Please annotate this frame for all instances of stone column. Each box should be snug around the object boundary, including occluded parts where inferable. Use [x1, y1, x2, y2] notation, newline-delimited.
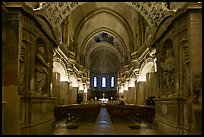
[52, 72, 60, 106]
[129, 87, 135, 104]
[136, 82, 146, 105]
[187, 6, 202, 134]
[2, 9, 21, 134]
[77, 90, 84, 104]
[59, 81, 70, 105]
[70, 87, 78, 104]
[133, 87, 137, 104]
[83, 92, 87, 102]
[122, 90, 126, 103]
[146, 72, 157, 97]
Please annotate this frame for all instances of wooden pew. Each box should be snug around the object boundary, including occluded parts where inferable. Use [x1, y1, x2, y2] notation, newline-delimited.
[106, 104, 155, 123]
[54, 104, 101, 123]
[65, 104, 101, 123]
[106, 104, 133, 123]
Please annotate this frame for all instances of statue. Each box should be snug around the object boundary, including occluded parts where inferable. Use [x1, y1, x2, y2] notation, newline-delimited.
[34, 46, 50, 95]
[161, 49, 174, 95]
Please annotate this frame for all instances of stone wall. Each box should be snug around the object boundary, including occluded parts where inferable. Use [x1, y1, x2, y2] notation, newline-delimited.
[2, 4, 57, 135]
[154, 3, 202, 135]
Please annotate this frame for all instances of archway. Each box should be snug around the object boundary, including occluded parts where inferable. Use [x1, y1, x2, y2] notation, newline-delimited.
[53, 62, 69, 81]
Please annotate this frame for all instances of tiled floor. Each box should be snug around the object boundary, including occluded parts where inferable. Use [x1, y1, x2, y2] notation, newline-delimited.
[52, 105, 162, 135]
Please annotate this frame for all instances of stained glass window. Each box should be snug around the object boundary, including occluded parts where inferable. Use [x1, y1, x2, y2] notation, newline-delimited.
[102, 77, 106, 87]
[111, 77, 114, 87]
[94, 77, 97, 87]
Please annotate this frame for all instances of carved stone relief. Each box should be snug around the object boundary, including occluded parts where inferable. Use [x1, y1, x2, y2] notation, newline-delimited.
[182, 43, 191, 100]
[162, 104, 168, 115]
[192, 73, 202, 104]
[19, 42, 26, 95]
[160, 39, 175, 97]
[34, 38, 50, 96]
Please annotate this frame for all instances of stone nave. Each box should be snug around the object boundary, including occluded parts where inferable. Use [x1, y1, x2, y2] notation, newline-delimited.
[2, 2, 202, 135]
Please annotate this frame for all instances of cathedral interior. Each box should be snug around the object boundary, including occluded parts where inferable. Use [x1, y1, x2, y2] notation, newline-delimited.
[2, 2, 202, 135]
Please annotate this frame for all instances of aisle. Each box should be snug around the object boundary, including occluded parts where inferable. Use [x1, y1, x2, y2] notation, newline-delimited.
[52, 105, 162, 135]
[91, 106, 116, 135]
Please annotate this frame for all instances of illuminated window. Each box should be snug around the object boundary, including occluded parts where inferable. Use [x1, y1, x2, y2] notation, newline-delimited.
[111, 77, 114, 87]
[102, 77, 106, 87]
[94, 77, 97, 87]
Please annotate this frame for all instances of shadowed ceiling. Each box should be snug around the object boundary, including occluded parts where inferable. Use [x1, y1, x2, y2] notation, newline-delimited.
[25, 2, 187, 74]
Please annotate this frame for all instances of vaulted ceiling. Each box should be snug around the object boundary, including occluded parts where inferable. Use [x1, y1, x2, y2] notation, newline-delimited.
[25, 2, 187, 74]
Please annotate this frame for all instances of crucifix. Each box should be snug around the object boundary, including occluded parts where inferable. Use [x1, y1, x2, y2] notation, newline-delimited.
[103, 93, 105, 99]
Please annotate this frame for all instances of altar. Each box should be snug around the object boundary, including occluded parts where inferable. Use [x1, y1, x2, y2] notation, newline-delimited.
[99, 98, 109, 104]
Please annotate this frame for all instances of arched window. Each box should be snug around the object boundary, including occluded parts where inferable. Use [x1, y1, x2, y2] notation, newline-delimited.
[102, 77, 106, 87]
[111, 77, 114, 87]
[94, 77, 97, 87]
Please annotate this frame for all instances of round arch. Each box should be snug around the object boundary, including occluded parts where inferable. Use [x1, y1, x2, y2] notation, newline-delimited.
[85, 41, 123, 68]
[53, 61, 69, 82]
[69, 72, 79, 87]
[80, 27, 127, 57]
[138, 61, 155, 82]
[40, 2, 169, 30]
[74, 8, 133, 48]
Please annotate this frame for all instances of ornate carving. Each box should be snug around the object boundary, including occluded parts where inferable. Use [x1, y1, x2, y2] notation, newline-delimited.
[192, 73, 202, 104]
[183, 65, 191, 98]
[38, 2, 175, 32]
[170, 2, 187, 11]
[70, 2, 78, 8]
[34, 46, 50, 95]
[151, 7, 164, 27]
[161, 48, 175, 96]
[19, 43, 26, 95]
[58, 2, 64, 7]
[183, 44, 191, 99]
[162, 104, 168, 115]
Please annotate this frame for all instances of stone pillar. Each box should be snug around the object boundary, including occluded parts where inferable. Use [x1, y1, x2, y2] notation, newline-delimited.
[77, 90, 84, 104]
[70, 87, 78, 104]
[83, 92, 87, 102]
[133, 87, 137, 104]
[135, 82, 138, 105]
[136, 82, 146, 105]
[2, 6, 21, 134]
[134, 81, 138, 104]
[129, 87, 135, 104]
[127, 90, 130, 104]
[146, 72, 157, 98]
[123, 90, 128, 103]
[59, 81, 70, 105]
[52, 72, 60, 106]
[187, 5, 202, 134]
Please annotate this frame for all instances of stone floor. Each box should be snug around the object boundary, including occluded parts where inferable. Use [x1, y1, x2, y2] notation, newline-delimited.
[52, 105, 162, 135]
